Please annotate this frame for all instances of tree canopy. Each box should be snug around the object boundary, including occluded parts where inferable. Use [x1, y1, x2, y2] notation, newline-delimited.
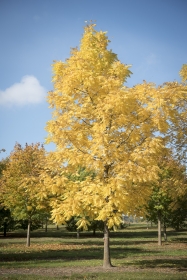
[44, 24, 187, 267]
[1, 143, 47, 246]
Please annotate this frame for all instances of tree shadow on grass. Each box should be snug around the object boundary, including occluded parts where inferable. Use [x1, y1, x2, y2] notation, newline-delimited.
[1, 228, 187, 239]
[0, 246, 158, 263]
[171, 237, 187, 243]
[0, 248, 102, 263]
[129, 258, 187, 270]
[0, 235, 158, 247]
[0, 229, 159, 239]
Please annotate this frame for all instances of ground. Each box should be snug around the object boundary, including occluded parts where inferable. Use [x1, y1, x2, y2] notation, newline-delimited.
[0, 264, 186, 277]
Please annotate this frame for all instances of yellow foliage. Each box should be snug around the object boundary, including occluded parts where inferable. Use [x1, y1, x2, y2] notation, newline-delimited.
[44, 24, 187, 229]
[1, 143, 48, 220]
[180, 64, 187, 82]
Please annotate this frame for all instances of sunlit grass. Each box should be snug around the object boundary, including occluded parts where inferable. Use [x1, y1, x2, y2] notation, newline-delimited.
[1, 272, 187, 280]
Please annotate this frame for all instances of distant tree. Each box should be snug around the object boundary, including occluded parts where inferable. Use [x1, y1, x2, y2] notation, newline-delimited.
[0, 206, 15, 237]
[169, 190, 187, 231]
[66, 216, 104, 236]
[146, 186, 171, 244]
[145, 156, 187, 244]
[1, 143, 47, 246]
[0, 156, 8, 175]
[0, 157, 14, 237]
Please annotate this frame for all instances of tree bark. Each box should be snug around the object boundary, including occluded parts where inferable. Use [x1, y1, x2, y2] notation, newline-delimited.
[45, 217, 48, 232]
[163, 223, 167, 242]
[103, 221, 112, 268]
[158, 211, 162, 246]
[26, 220, 31, 247]
[3, 221, 7, 237]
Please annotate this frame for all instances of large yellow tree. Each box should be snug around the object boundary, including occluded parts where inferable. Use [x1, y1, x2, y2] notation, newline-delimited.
[45, 24, 185, 267]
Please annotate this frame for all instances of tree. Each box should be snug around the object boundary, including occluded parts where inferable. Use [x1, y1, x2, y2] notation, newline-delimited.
[0, 206, 15, 236]
[146, 185, 172, 245]
[0, 156, 8, 175]
[145, 155, 187, 244]
[0, 157, 14, 237]
[66, 216, 104, 237]
[1, 143, 46, 246]
[44, 24, 185, 267]
[163, 66, 187, 164]
[170, 197, 187, 231]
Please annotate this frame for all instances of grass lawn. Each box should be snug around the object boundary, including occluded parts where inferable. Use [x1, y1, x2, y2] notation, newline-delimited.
[0, 224, 187, 279]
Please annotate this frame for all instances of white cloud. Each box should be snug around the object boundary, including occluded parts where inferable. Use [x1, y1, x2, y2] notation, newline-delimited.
[0, 76, 46, 106]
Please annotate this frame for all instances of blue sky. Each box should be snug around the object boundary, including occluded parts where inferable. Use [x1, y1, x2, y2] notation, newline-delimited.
[0, 0, 187, 159]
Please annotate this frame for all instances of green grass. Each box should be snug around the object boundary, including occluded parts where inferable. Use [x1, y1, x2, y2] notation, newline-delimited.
[1, 224, 187, 279]
[1, 272, 187, 280]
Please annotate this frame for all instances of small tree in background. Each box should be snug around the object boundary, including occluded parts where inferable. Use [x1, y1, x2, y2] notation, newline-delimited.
[0, 157, 15, 237]
[146, 186, 172, 244]
[145, 156, 187, 244]
[1, 143, 47, 246]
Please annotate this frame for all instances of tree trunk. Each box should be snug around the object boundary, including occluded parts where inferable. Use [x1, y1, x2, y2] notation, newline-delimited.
[3, 221, 7, 237]
[45, 217, 48, 232]
[103, 221, 112, 268]
[158, 211, 162, 246]
[26, 220, 31, 247]
[163, 223, 167, 242]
